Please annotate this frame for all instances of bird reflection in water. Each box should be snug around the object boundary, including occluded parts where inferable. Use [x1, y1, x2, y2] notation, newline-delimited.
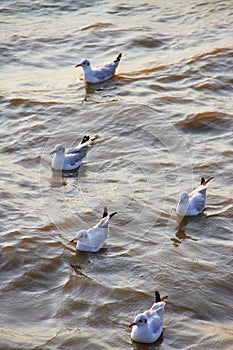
[49, 165, 85, 188]
[171, 216, 198, 246]
[49, 169, 68, 188]
[83, 82, 103, 103]
[82, 79, 120, 104]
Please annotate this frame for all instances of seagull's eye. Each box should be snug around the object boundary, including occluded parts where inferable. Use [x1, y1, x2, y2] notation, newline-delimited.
[139, 318, 147, 324]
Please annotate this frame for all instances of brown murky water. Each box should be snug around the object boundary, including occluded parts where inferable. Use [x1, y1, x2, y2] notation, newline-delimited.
[0, 1, 232, 349]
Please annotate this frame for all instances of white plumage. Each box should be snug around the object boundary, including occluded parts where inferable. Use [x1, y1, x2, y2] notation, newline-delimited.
[130, 291, 167, 344]
[75, 53, 122, 83]
[176, 177, 214, 216]
[50, 134, 98, 171]
[71, 207, 117, 252]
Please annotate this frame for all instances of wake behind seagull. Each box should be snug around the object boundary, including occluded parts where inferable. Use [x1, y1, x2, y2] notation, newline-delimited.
[130, 291, 167, 344]
[71, 207, 117, 252]
[176, 176, 214, 216]
[50, 134, 98, 171]
[75, 53, 122, 83]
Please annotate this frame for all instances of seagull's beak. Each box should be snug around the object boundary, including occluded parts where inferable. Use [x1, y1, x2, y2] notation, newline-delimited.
[70, 238, 77, 243]
[50, 149, 56, 155]
[75, 63, 81, 67]
[129, 322, 136, 328]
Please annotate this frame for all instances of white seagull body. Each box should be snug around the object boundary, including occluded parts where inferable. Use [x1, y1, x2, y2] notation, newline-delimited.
[50, 134, 98, 171]
[176, 177, 214, 216]
[130, 291, 167, 344]
[71, 207, 117, 252]
[75, 53, 122, 83]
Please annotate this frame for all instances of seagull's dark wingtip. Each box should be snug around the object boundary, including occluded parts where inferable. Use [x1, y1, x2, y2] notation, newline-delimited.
[155, 290, 168, 302]
[201, 176, 214, 185]
[155, 290, 161, 303]
[114, 53, 122, 62]
[81, 135, 90, 144]
[109, 211, 117, 219]
[103, 207, 108, 218]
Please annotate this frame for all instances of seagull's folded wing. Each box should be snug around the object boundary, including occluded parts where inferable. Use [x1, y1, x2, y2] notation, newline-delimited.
[66, 146, 89, 162]
[97, 61, 118, 79]
[189, 193, 205, 213]
[150, 316, 163, 337]
[87, 227, 106, 247]
[66, 148, 82, 154]
[66, 152, 84, 164]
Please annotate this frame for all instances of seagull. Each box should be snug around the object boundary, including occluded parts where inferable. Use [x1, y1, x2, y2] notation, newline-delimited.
[130, 291, 167, 344]
[71, 207, 117, 252]
[75, 53, 122, 83]
[50, 134, 98, 171]
[176, 177, 214, 216]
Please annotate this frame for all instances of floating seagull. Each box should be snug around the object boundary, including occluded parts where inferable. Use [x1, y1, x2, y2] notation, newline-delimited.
[75, 53, 122, 83]
[176, 177, 214, 216]
[71, 207, 117, 252]
[50, 134, 98, 171]
[130, 291, 167, 344]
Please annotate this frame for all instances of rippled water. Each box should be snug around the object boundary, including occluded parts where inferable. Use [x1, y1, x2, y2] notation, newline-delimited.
[0, 1, 233, 349]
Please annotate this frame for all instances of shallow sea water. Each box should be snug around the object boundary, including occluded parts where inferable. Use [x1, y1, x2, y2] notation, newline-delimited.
[0, 1, 233, 349]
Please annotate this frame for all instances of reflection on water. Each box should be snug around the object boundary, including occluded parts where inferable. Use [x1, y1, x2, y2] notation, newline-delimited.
[50, 170, 68, 187]
[171, 216, 199, 246]
[82, 79, 121, 104]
